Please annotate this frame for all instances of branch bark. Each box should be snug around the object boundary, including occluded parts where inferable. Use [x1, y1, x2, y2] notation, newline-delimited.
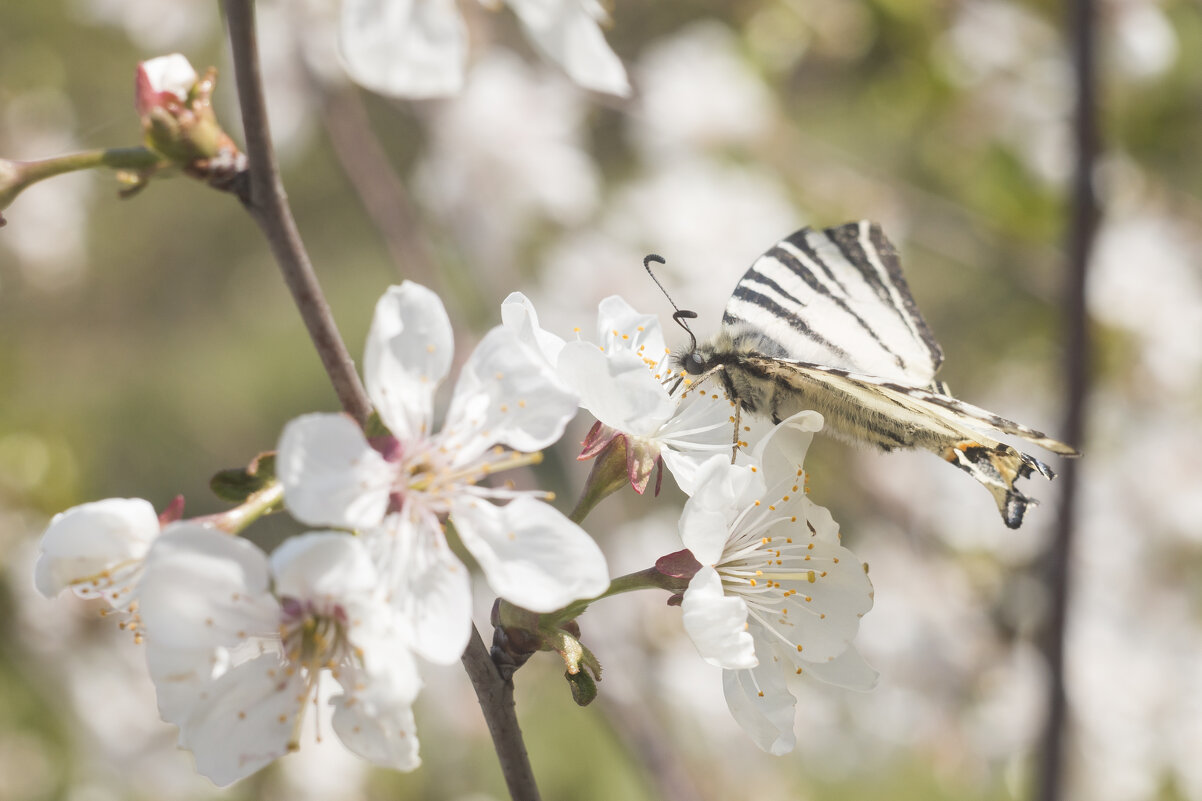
[223, 0, 372, 427]
[221, 3, 541, 799]
[1036, 0, 1098, 798]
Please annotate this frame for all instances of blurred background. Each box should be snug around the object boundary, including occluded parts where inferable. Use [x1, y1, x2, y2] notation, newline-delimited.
[1, 0, 1200, 799]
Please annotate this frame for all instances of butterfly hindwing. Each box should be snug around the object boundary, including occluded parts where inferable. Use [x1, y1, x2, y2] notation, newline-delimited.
[731, 356, 1065, 528]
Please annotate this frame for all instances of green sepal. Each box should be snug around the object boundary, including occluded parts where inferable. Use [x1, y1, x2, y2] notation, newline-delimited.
[565, 668, 598, 707]
[210, 452, 277, 503]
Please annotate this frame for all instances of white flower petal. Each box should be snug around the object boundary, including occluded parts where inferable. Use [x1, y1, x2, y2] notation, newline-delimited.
[370, 511, 472, 665]
[34, 497, 160, 605]
[507, 0, 631, 96]
[139, 53, 198, 100]
[341, 0, 467, 98]
[681, 567, 756, 669]
[331, 688, 421, 772]
[451, 496, 609, 612]
[145, 644, 224, 733]
[558, 340, 676, 435]
[344, 615, 424, 705]
[364, 282, 455, 439]
[271, 531, 377, 603]
[442, 326, 578, 464]
[277, 413, 393, 530]
[679, 457, 759, 564]
[722, 637, 798, 755]
[501, 291, 566, 366]
[139, 528, 279, 650]
[180, 653, 305, 787]
[794, 644, 879, 691]
[593, 295, 666, 356]
[752, 409, 824, 483]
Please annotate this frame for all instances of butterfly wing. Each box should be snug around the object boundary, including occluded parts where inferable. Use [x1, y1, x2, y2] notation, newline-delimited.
[721, 220, 944, 386]
[733, 356, 1078, 528]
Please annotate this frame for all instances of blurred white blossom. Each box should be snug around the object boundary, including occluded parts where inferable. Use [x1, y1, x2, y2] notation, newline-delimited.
[341, 0, 629, 98]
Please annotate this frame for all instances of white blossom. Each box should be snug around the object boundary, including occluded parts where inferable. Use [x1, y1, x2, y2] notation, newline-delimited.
[277, 282, 609, 664]
[677, 411, 877, 754]
[505, 291, 737, 495]
[340, 0, 629, 98]
[34, 497, 164, 611]
[138, 527, 421, 786]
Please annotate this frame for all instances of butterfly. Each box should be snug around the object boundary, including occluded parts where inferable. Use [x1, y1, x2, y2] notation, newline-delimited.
[661, 220, 1079, 528]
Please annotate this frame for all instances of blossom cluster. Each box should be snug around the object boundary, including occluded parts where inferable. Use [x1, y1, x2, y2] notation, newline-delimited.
[33, 282, 877, 784]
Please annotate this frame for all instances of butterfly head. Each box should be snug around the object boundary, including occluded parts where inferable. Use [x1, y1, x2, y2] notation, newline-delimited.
[677, 340, 710, 375]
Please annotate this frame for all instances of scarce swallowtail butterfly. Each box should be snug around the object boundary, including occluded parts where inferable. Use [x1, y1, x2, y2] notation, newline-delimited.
[664, 220, 1079, 529]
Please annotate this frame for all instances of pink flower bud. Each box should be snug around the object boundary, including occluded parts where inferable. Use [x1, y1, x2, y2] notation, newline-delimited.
[133, 54, 245, 188]
[135, 53, 199, 117]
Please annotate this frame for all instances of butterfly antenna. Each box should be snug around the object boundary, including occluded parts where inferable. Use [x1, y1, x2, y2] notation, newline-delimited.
[643, 254, 699, 351]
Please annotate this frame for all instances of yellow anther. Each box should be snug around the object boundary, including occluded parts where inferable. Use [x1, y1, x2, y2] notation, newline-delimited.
[807, 571, 816, 583]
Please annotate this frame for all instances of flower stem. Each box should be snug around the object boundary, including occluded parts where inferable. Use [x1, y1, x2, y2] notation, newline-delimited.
[0, 148, 161, 212]
[548, 567, 687, 626]
[221, 3, 541, 799]
[202, 482, 285, 534]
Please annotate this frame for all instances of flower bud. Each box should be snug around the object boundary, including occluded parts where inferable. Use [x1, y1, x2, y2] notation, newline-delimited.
[135, 54, 245, 187]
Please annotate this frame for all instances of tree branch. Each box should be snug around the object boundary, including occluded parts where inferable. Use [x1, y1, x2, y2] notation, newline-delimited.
[1036, 0, 1098, 798]
[223, 0, 372, 427]
[461, 626, 542, 801]
[221, 3, 541, 798]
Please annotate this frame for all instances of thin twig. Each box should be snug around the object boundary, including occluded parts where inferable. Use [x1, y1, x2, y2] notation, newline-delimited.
[310, 79, 441, 288]
[1036, 0, 1097, 798]
[221, 4, 541, 799]
[222, 0, 371, 427]
[598, 697, 704, 801]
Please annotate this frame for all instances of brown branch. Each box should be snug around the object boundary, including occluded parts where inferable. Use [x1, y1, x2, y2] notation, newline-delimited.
[222, 0, 372, 427]
[460, 626, 542, 801]
[221, 3, 541, 798]
[1036, 0, 1098, 798]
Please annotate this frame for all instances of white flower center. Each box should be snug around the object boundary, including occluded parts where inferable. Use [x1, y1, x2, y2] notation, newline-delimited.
[274, 597, 361, 751]
[714, 471, 836, 654]
[393, 440, 548, 512]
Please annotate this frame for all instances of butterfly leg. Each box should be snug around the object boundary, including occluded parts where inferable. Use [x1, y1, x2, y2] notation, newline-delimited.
[730, 403, 742, 463]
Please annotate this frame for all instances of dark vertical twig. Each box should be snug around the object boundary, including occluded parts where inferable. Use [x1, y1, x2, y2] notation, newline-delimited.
[221, 4, 541, 799]
[1036, 0, 1098, 798]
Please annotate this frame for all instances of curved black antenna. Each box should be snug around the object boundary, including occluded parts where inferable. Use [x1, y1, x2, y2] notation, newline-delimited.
[643, 254, 699, 352]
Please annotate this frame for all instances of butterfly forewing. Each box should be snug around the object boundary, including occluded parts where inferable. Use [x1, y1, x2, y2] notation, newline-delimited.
[722, 221, 944, 385]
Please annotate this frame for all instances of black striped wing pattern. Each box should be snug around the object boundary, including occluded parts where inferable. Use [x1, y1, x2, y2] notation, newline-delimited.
[688, 220, 1078, 529]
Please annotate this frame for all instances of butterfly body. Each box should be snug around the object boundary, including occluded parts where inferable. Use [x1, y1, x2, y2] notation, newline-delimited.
[673, 221, 1079, 529]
